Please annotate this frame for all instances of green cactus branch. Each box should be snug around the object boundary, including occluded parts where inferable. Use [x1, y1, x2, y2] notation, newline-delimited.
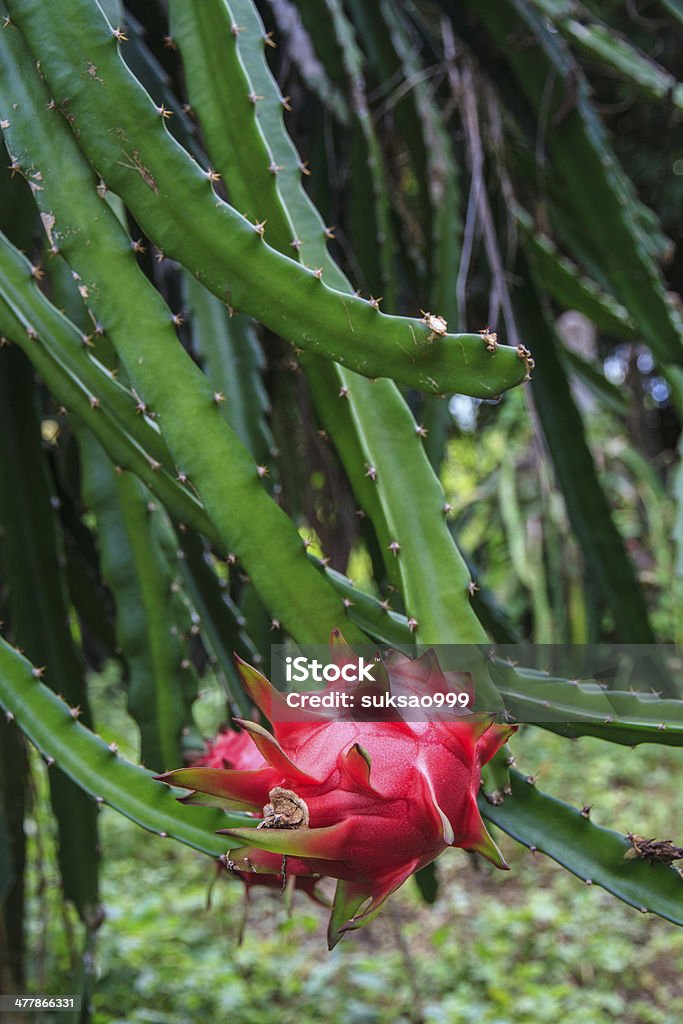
[206, 0, 398, 587]
[301, 0, 396, 302]
[0, 233, 216, 542]
[0, 21, 367, 647]
[480, 770, 683, 927]
[530, 0, 683, 109]
[3, 0, 530, 398]
[176, 0, 493, 653]
[0, 229, 406, 651]
[514, 206, 637, 342]
[0, 636, 248, 857]
[0, 346, 99, 920]
[492, 662, 683, 747]
[177, 530, 258, 717]
[458, 0, 683, 384]
[79, 434, 189, 772]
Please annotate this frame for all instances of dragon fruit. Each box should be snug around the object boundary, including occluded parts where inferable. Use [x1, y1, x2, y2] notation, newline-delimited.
[194, 726, 267, 772]
[159, 633, 514, 947]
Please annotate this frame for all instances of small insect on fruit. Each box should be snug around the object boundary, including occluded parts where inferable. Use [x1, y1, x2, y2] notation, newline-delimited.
[419, 311, 448, 343]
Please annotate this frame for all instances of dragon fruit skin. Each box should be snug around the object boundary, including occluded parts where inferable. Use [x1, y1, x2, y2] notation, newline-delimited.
[190, 728, 331, 907]
[194, 727, 267, 771]
[159, 634, 514, 947]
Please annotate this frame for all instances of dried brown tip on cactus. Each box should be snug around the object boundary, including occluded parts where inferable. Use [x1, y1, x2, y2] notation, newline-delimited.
[479, 328, 498, 352]
[419, 311, 448, 341]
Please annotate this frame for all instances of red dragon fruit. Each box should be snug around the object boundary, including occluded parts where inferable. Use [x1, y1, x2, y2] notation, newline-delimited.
[159, 633, 514, 947]
[194, 726, 267, 772]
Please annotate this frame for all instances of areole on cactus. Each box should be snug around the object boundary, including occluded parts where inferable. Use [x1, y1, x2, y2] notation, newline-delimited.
[158, 632, 515, 948]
